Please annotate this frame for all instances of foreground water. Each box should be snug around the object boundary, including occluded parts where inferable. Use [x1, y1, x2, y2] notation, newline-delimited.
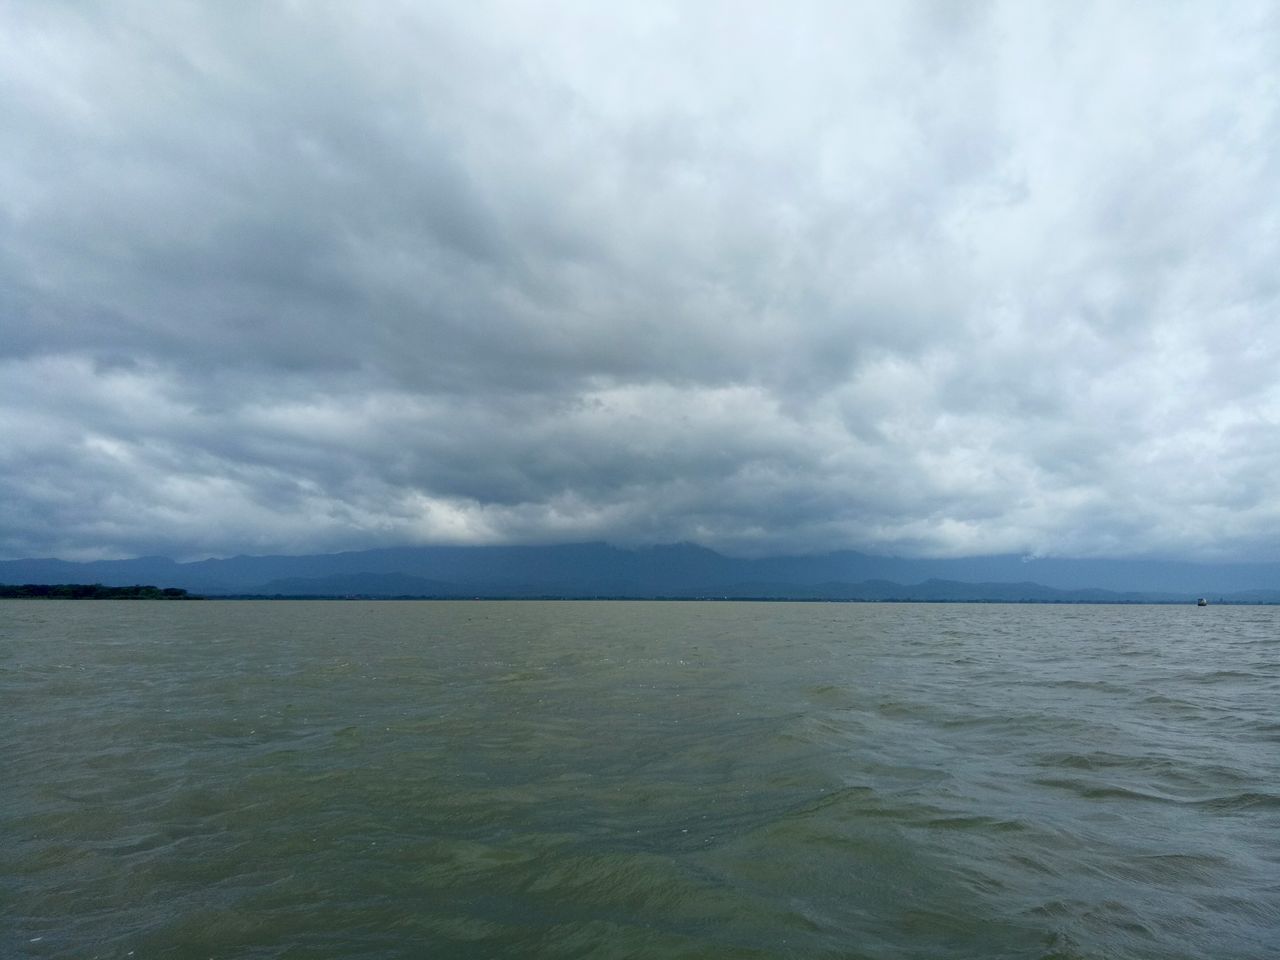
[4, 600, 1278, 959]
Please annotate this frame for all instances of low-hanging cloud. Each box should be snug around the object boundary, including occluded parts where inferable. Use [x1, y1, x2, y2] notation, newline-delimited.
[2, 1, 1278, 561]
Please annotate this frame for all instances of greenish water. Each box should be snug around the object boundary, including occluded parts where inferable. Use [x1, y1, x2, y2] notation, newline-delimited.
[4, 600, 1278, 959]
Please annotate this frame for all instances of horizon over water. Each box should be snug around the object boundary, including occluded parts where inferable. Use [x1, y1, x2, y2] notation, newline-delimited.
[5, 600, 1278, 959]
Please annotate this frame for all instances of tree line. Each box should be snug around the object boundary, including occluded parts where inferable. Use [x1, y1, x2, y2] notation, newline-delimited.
[0, 583, 196, 599]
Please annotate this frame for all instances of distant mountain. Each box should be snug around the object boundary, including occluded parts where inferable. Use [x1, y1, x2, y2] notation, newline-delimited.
[251, 572, 466, 597]
[2, 541, 1277, 600]
[180, 574, 1233, 603]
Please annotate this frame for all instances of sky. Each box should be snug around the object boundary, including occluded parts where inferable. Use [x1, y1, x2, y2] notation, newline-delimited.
[2, 1, 1278, 562]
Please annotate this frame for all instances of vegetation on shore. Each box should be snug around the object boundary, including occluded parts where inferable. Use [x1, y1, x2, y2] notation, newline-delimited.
[0, 583, 198, 599]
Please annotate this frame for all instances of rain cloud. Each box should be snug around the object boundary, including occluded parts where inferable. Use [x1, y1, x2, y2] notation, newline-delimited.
[2, 1, 1279, 561]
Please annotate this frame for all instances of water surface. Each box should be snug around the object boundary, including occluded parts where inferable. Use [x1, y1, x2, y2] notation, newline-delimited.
[5, 600, 1278, 958]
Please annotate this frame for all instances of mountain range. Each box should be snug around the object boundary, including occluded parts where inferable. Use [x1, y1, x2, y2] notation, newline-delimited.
[2, 542, 1278, 602]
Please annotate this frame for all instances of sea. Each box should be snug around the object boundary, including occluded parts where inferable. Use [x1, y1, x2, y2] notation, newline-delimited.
[4, 600, 1278, 959]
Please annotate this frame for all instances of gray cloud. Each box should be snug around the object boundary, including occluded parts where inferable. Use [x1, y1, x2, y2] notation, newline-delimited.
[2, 1, 1279, 561]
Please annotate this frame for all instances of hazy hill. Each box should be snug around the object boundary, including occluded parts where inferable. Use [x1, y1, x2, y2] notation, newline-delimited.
[2, 542, 1277, 599]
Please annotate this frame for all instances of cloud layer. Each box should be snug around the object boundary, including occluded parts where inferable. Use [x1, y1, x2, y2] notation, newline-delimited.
[3, 1, 1279, 560]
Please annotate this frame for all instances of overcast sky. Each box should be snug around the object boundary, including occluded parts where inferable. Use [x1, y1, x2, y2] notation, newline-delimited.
[2, 1, 1278, 562]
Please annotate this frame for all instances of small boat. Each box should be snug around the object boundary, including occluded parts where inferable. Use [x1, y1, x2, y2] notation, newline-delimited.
[1196, 597, 1208, 606]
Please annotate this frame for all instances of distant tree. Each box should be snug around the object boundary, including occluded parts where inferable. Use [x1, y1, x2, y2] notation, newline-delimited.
[0, 583, 194, 599]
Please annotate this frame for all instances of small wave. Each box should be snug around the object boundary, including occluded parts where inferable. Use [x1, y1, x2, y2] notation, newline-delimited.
[1037, 932, 1093, 960]
[1130, 852, 1232, 879]
[792, 784, 879, 819]
[1140, 693, 1200, 709]
[1032, 777, 1180, 804]
[1192, 792, 1280, 812]
[921, 814, 1027, 833]
[939, 711, 1076, 733]
[1034, 776, 1280, 812]
[1016, 678, 1133, 694]
[874, 699, 921, 718]
[1175, 670, 1259, 683]
[805, 683, 853, 702]
[1033, 751, 1196, 780]
[1036, 751, 1136, 771]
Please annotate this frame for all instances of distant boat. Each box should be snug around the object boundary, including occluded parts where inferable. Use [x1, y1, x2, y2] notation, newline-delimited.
[1197, 597, 1208, 606]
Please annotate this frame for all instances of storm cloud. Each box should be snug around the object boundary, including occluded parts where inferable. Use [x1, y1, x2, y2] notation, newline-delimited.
[3, 1, 1278, 561]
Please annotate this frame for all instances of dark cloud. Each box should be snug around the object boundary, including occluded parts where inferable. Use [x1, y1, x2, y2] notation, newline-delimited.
[2, 1, 1279, 561]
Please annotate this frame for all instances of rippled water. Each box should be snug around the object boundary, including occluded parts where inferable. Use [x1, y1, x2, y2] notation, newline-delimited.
[4, 600, 1278, 959]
